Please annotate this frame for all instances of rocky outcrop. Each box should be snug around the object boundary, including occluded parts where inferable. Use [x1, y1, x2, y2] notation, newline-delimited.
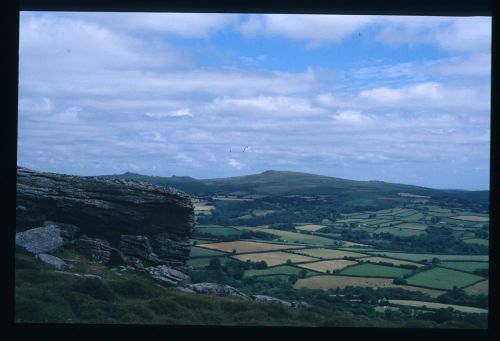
[250, 295, 292, 307]
[16, 167, 195, 268]
[146, 265, 191, 286]
[181, 283, 251, 300]
[35, 254, 69, 270]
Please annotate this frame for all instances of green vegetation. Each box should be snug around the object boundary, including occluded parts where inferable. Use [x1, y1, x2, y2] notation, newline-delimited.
[406, 267, 485, 290]
[439, 262, 488, 273]
[190, 246, 227, 258]
[367, 252, 489, 262]
[339, 263, 415, 278]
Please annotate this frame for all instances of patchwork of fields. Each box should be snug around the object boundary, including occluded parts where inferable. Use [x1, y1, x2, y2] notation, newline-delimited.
[189, 199, 489, 315]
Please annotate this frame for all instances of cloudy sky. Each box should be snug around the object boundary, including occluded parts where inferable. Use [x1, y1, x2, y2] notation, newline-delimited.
[18, 12, 491, 190]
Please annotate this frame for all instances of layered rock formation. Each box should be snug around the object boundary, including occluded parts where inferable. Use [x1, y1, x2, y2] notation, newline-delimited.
[16, 167, 195, 269]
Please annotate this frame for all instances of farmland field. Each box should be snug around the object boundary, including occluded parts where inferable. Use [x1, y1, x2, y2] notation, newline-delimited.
[190, 246, 227, 257]
[289, 248, 368, 259]
[295, 224, 326, 232]
[293, 275, 446, 297]
[243, 265, 318, 278]
[406, 267, 485, 290]
[451, 215, 489, 222]
[339, 263, 415, 278]
[198, 240, 303, 253]
[463, 238, 489, 246]
[395, 223, 427, 230]
[232, 251, 319, 266]
[388, 300, 488, 314]
[195, 226, 242, 237]
[366, 252, 489, 262]
[373, 227, 426, 237]
[464, 280, 489, 295]
[360, 256, 423, 268]
[238, 227, 358, 246]
[297, 259, 358, 273]
[439, 261, 488, 273]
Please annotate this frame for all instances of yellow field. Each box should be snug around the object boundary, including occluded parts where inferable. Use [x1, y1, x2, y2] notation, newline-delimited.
[198, 241, 303, 253]
[388, 300, 488, 314]
[360, 256, 424, 267]
[295, 224, 326, 232]
[293, 275, 445, 297]
[395, 223, 428, 230]
[289, 248, 368, 259]
[465, 280, 488, 295]
[232, 251, 319, 266]
[297, 259, 357, 273]
[451, 215, 489, 222]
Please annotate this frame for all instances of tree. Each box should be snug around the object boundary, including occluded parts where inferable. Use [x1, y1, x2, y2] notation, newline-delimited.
[286, 259, 292, 265]
[298, 269, 307, 278]
[207, 258, 221, 271]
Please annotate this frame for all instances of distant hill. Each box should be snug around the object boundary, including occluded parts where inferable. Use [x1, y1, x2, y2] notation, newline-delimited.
[102, 170, 489, 205]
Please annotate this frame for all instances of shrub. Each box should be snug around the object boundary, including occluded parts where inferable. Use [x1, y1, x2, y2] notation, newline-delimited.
[109, 278, 159, 299]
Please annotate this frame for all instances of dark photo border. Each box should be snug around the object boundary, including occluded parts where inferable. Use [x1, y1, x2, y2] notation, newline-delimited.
[3, 0, 498, 339]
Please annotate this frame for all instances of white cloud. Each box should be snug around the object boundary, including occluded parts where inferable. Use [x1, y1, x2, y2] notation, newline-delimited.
[145, 109, 193, 118]
[330, 110, 370, 125]
[228, 158, 243, 170]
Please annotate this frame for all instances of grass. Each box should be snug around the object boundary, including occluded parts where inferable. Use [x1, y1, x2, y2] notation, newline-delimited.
[339, 263, 415, 278]
[406, 267, 485, 290]
[367, 252, 489, 262]
[243, 265, 317, 278]
[373, 227, 426, 237]
[395, 223, 428, 230]
[438, 261, 488, 273]
[451, 215, 489, 222]
[240, 227, 347, 246]
[288, 248, 368, 259]
[360, 256, 423, 268]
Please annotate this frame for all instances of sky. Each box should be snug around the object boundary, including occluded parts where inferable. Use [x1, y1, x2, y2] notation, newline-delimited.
[17, 12, 491, 190]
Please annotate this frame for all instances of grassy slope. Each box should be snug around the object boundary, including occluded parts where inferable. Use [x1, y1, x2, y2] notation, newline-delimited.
[14, 251, 415, 327]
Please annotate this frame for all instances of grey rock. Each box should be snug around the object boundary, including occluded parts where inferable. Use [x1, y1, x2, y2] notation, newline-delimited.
[53, 271, 101, 279]
[16, 167, 195, 267]
[16, 226, 64, 254]
[250, 294, 292, 307]
[43, 221, 79, 243]
[184, 283, 250, 300]
[35, 253, 69, 270]
[146, 265, 191, 287]
[75, 235, 112, 263]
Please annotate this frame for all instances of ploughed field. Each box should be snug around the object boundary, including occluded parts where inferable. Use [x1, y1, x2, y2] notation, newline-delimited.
[188, 197, 489, 314]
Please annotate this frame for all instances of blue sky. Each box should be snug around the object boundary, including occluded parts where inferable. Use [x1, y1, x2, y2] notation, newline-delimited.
[18, 12, 491, 190]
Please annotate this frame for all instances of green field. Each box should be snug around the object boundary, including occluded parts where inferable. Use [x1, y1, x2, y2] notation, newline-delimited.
[463, 239, 489, 246]
[243, 265, 317, 278]
[339, 263, 415, 278]
[406, 267, 485, 290]
[190, 246, 228, 257]
[195, 226, 242, 237]
[439, 261, 488, 273]
[289, 248, 368, 259]
[367, 251, 489, 262]
[388, 300, 488, 314]
[373, 227, 426, 237]
[239, 227, 347, 246]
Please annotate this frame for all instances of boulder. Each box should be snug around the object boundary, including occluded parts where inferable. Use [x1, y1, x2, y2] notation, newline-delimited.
[35, 253, 69, 270]
[16, 226, 64, 254]
[16, 167, 195, 267]
[146, 265, 191, 287]
[183, 283, 250, 300]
